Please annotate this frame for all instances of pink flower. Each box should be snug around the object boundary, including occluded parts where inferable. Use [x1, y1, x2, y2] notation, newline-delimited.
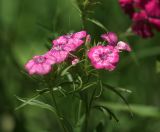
[101, 32, 118, 46]
[48, 31, 87, 64]
[145, 0, 160, 30]
[52, 31, 87, 51]
[101, 32, 131, 52]
[25, 55, 55, 75]
[119, 0, 160, 38]
[119, 0, 135, 17]
[134, 0, 149, 9]
[88, 45, 119, 71]
[116, 41, 132, 52]
[72, 58, 79, 65]
[47, 45, 69, 63]
[132, 11, 153, 38]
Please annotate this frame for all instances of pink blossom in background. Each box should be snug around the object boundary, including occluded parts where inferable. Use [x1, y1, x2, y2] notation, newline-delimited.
[132, 11, 153, 38]
[134, 0, 149, 9]
[119, 0, 134, 17]
[88, 45, 119, 71]
[145, 0, 160, 30]
[72, 58, 79, 65]
[101, 32, 131, 52]
[25, 55, 55, 75]
[119, 0, 160, 38]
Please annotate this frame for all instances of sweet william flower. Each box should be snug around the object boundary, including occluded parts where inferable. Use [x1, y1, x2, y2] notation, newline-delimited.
[134, 0, 149, 9]
[72, 58, 79, 65]
[25, 55, 56, 75]
[88, 45, 119, 71]
[52, 31, 87, 51]
[132, 11, 154, 38]
[119, 0, 160, 38]
[101, 32, 118, 46]
[101, 32, 131, 52]
[47, 31, 87, 64]
[47, 45, 69, 64]
[119, 0, 135, 17]
[145, 0, 160, 30]
[116, 41, 132, 52]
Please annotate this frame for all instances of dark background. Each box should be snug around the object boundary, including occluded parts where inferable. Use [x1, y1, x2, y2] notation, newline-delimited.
[0, 0, 160, 131]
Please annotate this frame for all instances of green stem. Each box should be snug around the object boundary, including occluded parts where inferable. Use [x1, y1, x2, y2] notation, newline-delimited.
[49, 87, 67, 132]
[84, 99, 89, 132]
[44, 75, 67, 132]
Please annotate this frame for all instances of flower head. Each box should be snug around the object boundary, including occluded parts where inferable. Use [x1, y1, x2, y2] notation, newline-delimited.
[101, 32, 118, 46]
[88, 45, 119, 71]
[119, 0, 135, 17]
[72, 58, 79, 65]
[132, 11, 153, 38]
[101, 32, 131, 52]
[119, 0, 160, 38]
[48, 31, 87, 64]
[47, 45, 69, 63]
[52, 31, 87, 51]
[25, 55, 55, 75]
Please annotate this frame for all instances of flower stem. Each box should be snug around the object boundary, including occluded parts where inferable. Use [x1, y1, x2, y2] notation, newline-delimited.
[49, 87, 67, 132]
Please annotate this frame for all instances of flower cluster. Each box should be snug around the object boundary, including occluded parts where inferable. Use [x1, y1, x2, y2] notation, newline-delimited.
[25, 31, 131, 75]
[25, 31, 87, 75]
[119, 0, 160, 38]
[88, 32, 131, 71]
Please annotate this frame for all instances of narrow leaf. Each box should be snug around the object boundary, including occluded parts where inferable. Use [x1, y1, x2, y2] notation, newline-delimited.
[102, 83, 133, 117]
[16, 97, 57, 114]
[87, 18, 108, 32]
[15, 94, 40, 110]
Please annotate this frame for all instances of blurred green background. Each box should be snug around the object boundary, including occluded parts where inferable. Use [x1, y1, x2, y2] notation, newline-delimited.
[1, 0, 160, 131]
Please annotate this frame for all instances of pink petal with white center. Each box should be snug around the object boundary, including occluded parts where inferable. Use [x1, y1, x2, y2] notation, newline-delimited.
[116, 41, 131, 52]
[72, 31, 87, 39]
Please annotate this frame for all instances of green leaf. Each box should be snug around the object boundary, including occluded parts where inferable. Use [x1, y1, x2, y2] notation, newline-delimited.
[87, 18, 108, 32]
[102, 83, 133, 117]
[15, 94, 40, 110]
[62, 117, 74, 132]
[81, 82, 97, 91]
[16, 97, 57, 114]
[94, 106, 119, 122]
[95, 102, 160, 118]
